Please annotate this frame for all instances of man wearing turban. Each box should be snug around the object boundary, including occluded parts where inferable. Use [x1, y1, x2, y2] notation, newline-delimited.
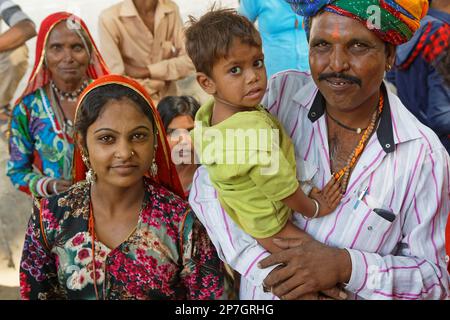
[189, 0, 449, 300]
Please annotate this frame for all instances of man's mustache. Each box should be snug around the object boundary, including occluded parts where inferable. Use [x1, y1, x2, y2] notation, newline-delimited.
[318, 72, 362, 87]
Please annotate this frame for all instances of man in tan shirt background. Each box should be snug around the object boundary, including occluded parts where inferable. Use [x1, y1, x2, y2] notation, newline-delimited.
[99, 0, 195, 104]
[0, 0, 36, 125]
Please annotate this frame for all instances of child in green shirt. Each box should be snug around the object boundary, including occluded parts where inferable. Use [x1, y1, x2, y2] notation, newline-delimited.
[186, 9, 341, 253]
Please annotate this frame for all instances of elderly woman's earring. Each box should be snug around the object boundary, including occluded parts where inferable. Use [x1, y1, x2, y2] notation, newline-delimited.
[386, 64, 392, 72]
[82, 153, 97, 183]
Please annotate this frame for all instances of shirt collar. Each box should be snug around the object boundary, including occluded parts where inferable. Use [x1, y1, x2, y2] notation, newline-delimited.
[427, 8, 450, 25]
[307, 83, 397, 153]
[120, 0, 174, 17]
[292, 78, 318, 109]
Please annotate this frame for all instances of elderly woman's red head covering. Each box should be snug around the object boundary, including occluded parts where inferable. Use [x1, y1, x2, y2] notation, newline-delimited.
[16, 12, 109, 103]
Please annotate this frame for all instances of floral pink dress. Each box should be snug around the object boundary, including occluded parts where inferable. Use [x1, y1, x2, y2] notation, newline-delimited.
[19, 177, 226, 300]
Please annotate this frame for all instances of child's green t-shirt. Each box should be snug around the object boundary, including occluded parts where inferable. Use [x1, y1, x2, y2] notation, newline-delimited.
[192, 100, 299, 238]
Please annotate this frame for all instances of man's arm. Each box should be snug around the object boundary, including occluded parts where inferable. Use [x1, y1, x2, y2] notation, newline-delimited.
[188, 167, 275, 288]
[345, 146, 450, 299]
[260, 146, 450, 300]
[146, 6, 195, 81]
[0, 20, 35, 52]
[0, 0, 36, 52]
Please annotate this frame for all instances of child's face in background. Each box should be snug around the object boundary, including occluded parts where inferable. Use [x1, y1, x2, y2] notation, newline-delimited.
[209, 39, 267, 108]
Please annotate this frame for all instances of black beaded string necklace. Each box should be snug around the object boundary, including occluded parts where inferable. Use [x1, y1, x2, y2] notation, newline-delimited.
[51, 79, 89, 102]
[326, 111, 367, 134]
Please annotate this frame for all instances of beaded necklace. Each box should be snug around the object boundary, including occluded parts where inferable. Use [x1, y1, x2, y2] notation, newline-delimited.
[327, 111, 367, 134]
[51, 79, 89, 102]
[332, 94, 384, 193]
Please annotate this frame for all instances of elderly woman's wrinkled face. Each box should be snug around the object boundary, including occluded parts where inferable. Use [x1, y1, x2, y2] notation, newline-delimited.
[309, 12, 395, 112]
[45, 21, 90, 84]
[85, 98, 155, 188]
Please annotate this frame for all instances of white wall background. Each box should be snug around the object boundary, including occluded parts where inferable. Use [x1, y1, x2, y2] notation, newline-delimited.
[8, 0, 239, 100]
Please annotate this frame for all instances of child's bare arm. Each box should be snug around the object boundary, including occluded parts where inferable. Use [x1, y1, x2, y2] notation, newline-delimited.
[310, 178, 342, 216]
[281, 186, 317, 217]
[256, 220, 309, 253]
[281, 178, 342, 219]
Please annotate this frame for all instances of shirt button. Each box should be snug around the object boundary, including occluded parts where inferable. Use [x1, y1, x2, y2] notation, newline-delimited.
[367, 226, 373, 231]
[311, 112, 317, 117]
[385, 144, 391, 148]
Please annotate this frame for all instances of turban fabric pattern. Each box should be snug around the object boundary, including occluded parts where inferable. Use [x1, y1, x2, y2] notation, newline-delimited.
[285, 0, 429, 45]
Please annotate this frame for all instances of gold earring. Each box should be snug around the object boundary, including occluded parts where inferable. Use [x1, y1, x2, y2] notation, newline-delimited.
[81, 152, 96, 183]
[151, 159, 158, 177]
[386, 64, 392, 71]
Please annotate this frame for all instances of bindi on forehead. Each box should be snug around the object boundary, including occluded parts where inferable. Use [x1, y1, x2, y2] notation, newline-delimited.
[331, 22, 341, 41]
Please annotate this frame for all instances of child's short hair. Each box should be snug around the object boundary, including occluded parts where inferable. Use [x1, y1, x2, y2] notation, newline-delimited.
[185, 8, 262, 77]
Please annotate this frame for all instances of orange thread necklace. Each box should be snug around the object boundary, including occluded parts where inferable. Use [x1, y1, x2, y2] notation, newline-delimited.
[332, 93, 384, 193]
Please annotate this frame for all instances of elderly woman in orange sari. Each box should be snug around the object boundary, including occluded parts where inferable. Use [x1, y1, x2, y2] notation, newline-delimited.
[7, 12, 109, 198]
[19, 75, 227, 300]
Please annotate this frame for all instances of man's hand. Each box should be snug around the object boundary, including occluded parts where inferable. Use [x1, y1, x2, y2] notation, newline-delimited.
[259, 237, 352, 300]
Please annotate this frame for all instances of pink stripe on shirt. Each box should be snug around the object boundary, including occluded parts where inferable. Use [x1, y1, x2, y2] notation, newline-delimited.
[220, 205, 235, 250]
[244, 251, 269, 277]
[346, 150, 384, 196]
[379, 260, 427, 273]
[275, 75, 288, 116]
[324, 198, 351, 245]
[303, 127, 315, 161]
[399, 144, 424, 211]
[192, 170, 214, 236]
[350, 208, 373, 249]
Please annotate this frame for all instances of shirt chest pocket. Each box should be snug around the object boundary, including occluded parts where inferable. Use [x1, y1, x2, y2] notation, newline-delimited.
[343, 197, 396, 253]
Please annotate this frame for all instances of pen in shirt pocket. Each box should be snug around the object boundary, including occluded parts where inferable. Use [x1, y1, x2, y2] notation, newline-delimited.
[353, 185, 369, 210]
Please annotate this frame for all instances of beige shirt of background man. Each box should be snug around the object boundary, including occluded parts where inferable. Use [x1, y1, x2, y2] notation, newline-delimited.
[98, 0, 195, 103]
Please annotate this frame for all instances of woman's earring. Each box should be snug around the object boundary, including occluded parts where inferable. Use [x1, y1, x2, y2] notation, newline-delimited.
[151, 159, 158, 177]
[386, 64, 392, 72]
[82, 153, 97, 183]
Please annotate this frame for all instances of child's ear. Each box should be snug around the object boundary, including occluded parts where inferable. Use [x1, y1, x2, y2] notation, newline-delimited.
[196, 72, 216, 95]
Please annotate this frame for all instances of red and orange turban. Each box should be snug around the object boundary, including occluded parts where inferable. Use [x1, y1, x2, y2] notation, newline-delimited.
[285, 0, 429, 45]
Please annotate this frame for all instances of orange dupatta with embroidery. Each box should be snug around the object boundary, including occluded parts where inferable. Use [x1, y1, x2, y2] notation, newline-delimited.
[72, 74, 184, 199]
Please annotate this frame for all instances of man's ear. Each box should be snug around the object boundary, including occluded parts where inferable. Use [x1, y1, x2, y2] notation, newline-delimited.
[385, 43, 396, 70]
[196, 72, 216, 95]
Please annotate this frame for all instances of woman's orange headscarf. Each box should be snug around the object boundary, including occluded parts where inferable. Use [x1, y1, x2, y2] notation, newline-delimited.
[72, 75, 185, 199]
[16, 12, 109, 103]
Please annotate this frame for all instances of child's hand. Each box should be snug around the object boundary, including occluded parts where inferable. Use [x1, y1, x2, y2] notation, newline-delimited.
[310, 177, 342, 217]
